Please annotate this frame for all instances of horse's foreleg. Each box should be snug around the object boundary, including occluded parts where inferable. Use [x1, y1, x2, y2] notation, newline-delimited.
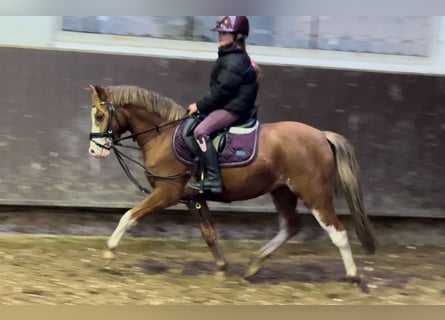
[245, 187, 300, 278]
[104, 208, 137, 260]
[104, 187, 180, 261]
[186, 200, 228, 272]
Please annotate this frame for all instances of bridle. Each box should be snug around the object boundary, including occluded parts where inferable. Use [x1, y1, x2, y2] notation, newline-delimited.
[89, 101, 191, 194]
[89, 101, 116, 143]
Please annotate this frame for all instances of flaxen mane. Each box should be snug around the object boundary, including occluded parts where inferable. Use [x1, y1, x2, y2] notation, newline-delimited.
[107, 85, 185, 121]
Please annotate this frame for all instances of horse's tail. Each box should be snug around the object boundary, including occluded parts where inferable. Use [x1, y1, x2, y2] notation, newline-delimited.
[324, 131, 377, 254]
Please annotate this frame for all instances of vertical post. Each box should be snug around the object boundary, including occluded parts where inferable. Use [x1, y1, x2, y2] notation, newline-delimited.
[308, 16, 320, 50]
[430, 16, 445, 75]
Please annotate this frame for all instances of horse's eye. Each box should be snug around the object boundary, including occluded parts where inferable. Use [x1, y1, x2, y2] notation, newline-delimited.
[95, 114, 105, 122]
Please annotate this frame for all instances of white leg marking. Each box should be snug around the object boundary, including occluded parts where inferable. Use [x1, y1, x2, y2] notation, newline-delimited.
[313, 210, 357, 277]
[107, 209, 137, 249]
[258, 215, 289, 256]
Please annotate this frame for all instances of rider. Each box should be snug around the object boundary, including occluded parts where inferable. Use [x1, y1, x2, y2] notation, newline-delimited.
[187, 16, 260, 194]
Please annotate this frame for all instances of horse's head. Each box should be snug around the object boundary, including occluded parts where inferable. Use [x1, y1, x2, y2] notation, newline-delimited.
[88, 84, 122, 158]
[88, 84, 186, 158]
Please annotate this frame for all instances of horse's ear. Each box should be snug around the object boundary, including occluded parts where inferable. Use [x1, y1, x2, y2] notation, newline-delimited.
[89, 84, 109, 101]
[88, 84, 97, 93]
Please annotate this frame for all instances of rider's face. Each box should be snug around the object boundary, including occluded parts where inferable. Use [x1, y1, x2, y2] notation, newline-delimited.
[218, 31, 234, 46]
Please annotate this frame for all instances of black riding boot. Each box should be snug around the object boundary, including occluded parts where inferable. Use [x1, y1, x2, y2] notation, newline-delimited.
[187, 135, 222, 193]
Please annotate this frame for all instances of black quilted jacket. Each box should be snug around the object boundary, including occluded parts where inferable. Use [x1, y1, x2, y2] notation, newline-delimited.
[196, 44, 259, 120]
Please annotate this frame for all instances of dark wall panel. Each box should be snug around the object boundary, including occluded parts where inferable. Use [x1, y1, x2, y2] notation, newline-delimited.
[0, 47, 443, 217]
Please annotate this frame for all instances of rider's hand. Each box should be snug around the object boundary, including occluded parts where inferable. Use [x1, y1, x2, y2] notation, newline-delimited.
[187, 103, 198, 115]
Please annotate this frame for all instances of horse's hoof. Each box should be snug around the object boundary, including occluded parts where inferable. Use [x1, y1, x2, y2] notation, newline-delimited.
[343, 276, 362, 284]
[216, 261, 228, 272]
[344, 275, 370, 293]
[345, 275, 362, 284]
[244, 258, 262, 279]
[214, 270, 227, 281]
[103, 250, 115, 260]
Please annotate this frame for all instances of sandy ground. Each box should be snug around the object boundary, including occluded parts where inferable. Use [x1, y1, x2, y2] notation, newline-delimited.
[0, 206, 444, 305]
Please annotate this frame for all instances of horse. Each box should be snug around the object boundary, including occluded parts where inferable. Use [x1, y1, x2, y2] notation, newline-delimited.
[87, 84, 376, 284]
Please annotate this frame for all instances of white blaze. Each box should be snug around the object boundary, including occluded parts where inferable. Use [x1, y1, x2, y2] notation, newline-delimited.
[89, 106, 111, 158]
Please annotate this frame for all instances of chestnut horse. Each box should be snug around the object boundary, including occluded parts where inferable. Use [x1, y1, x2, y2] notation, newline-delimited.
[88, 84, 376, 283]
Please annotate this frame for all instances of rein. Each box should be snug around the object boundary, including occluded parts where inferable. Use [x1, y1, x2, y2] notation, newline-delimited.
[113, 115, 187, 145]
[89, 102, 191, 195]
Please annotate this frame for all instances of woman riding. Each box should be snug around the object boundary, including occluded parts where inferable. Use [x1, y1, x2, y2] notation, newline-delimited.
[187, 16, 260, 193]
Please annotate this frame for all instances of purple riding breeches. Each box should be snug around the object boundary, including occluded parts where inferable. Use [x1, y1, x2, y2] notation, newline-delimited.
[193, 109, 240, 140]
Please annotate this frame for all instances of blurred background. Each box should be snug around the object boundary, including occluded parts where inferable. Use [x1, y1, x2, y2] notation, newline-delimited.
[0, 16, 443, 218]
[62, 16, 431, 55]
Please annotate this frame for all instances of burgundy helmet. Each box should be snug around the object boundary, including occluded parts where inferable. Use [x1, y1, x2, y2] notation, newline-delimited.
[212, 16, 250, 36]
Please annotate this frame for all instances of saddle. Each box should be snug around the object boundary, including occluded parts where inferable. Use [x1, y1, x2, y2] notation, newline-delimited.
[172, 114, 260, 168]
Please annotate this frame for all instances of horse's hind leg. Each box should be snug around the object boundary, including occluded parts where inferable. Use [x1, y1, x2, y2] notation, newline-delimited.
[311, 204, 359, 282]
[245, 186, 300, 278]
[186, 200, 228, 272]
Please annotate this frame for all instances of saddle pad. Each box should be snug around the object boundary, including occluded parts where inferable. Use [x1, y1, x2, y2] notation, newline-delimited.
[172, 121, 260, 168]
